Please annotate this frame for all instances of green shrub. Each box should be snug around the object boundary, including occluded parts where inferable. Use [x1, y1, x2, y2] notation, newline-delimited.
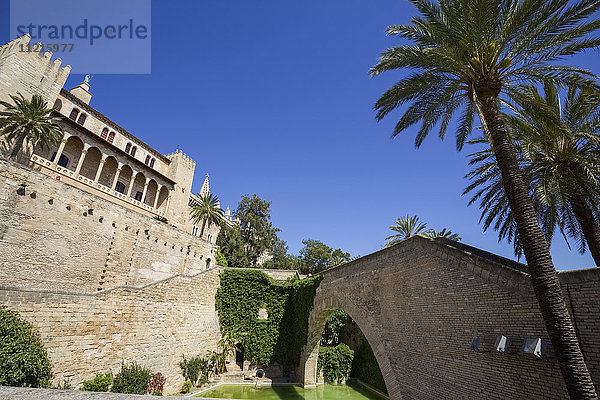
[151, 389, 163, 396]
[80, 371, 112, 392]
[317, 343, 354, 384]
[110, 362, 152, 394]
[215, 247, 228, 267]
[179, 355, 209, 386]
[181, 380, 193, 394]
[0, 306, 53, 388]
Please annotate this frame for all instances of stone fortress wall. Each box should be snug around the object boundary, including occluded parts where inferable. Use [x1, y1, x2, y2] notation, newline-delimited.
[0, 159, 217, 293]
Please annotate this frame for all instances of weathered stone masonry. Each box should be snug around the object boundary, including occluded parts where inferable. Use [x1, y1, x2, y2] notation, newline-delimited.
[300, 237, 600, 400]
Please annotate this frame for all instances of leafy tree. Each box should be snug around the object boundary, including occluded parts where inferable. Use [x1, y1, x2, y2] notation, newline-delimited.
[190, 193, 224, 239]
[370, 0, 600, 396]
[215, 247, 228, 267]
[0, 306, 53, 388]
[217, 224, 250, 268]
[299, 239, 350, 274]
[236, 194, 279, 265]
[385, 215, 432, 247]
[0, 93, 63, 160]
[465, 84, 600, 266]
[320, 309, 350, 346]
[262, 239, 298, 270]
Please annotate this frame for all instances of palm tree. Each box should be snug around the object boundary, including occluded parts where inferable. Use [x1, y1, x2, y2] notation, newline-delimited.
[370, 0, 600, 397]
[465, 84, 600, 266]
[428, 228, 462, 241]
[190, 193, 224, 239]
[0, 93, 63, 160]
[385, 215, 433, 247]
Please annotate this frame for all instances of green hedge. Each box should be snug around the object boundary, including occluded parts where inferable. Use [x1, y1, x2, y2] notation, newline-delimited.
[215, 270, 321, 366]
[317, 343, 354, 384]
[0, 306, 53, 388]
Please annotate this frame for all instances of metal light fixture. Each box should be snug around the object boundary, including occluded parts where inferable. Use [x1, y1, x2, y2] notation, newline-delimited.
[494, 335, 509, 354]
[522, 338, 547, 359]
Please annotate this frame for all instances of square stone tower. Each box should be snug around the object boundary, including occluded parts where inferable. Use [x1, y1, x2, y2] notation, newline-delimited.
[165, 150, 196, 228]
[0, 35, 70, 106]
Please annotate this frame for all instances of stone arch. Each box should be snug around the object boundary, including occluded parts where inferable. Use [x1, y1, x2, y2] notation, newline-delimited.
[300, 286, 400, 398]
[58, 136, 84, 171]
[156, 186, 169, 211]
[144, 179, 158, 207]
[98, 156, 118, 187]
[79, 147, 102, 180]
[115, 165, 133, 194]
[131, 172, 146, 201]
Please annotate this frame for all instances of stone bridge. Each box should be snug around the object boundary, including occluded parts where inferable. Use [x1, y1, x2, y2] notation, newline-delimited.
[299, 236, 600, 400]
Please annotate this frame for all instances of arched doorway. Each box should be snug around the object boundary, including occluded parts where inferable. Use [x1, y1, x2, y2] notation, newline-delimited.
[53, 136, 84, 171]
[115, 165, 133, 194]
[144, 179, 158, 207]
[131, 172, 146, 201]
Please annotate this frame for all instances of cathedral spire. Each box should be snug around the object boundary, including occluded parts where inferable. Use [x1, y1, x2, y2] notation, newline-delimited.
[199, 174, 210, 197]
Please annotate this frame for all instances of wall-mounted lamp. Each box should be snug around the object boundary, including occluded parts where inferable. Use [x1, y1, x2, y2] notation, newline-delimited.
[494, 335, 509, 354]
[522, 338, 547, 359]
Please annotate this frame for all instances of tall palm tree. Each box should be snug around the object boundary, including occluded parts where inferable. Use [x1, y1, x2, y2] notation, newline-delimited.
[370, 0, 600, 397]
[190, 193, 224, 239]
[465, 84, 600, 266]
[0, 93, 63, 160]
[385, 215, 433, 247]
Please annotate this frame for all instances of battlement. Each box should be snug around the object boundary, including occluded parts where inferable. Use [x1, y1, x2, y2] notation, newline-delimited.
[0, 35, 71, 107]
[0, 35, 71, 79]
[166, 149, 196, 166]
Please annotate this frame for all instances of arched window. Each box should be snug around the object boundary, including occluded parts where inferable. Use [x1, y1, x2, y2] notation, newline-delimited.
[192, 226, 199, 236]
[107, 132, 115, 143]
[145, 155, 151, 165]
[149, 158, 155, 168]
[207, 234, 213, 243]
[69, 108, 79, 121]
[101, 128, 108, 139]
[206, 258, 211, 269]
[53, 99, 62, 111]
[77, 113, 87, 125]
[51, 152, 69, 168]
[115, 181, 126, 194]
[130, 146, 137, 157]
[125, 143, 131, 153]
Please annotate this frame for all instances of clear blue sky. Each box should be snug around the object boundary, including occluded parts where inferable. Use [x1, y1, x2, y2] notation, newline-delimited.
[2, 1, 598, 270]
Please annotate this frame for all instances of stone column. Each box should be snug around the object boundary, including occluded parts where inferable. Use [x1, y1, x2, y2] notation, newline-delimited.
[141, 179, 150, 203]
[51, 137, 69, 169]
[126, 172, 137, 199]
[93, 155, 107, 183]
[111, 163, 124, 191]
[153, 185, 163, 209]
[74, 145, 90, 175]
[164, 193, 172, 216]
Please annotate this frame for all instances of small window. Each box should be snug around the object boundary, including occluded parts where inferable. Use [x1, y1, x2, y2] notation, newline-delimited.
[77, 113, 87, 125]
[101, 128, 108, 139]
[134, 191, 143, 201]
[131, 146, 137, 157]
[125, 143, 131, 153]
[208, 234, 213, 243]
[206, 258, 211, 269]
[192, 226, 199, 236]
[69, 108, 79, 120]
[149, 158, 155, 168]
[145, 155, 151, 165]
[107, 132, 115, 143]
[115, 181, 126, 193]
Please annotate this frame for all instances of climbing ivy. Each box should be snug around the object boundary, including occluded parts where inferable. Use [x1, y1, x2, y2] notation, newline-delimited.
[215, 270, 321, 367]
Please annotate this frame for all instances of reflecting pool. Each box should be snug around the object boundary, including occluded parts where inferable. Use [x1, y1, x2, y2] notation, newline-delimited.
[195, 383, 386, 399]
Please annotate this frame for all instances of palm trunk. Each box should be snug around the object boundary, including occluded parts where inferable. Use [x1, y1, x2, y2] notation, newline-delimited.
[477, 94, 598, 399]
[200, 218, 207, 240]
[9, 131, 27, 160]
[569, 194, 600, 268]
